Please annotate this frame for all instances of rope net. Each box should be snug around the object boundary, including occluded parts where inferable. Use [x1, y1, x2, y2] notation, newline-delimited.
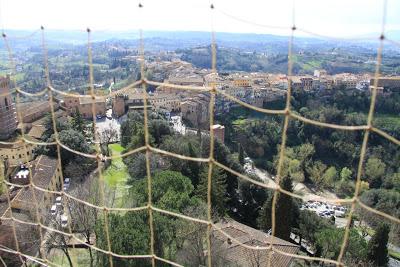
[0, 1, 399, 266]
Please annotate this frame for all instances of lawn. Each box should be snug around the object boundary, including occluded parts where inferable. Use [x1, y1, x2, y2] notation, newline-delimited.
[374, 114, 400, 128]
[389, 249, 400, 261]
[103, 144, 130, 208]
[50, 248, 94, 266]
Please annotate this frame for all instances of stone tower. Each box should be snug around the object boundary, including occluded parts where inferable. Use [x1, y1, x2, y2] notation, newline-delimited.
[0, 76, 17, 140]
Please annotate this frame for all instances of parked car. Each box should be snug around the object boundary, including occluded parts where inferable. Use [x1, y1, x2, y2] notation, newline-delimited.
[50, 205, 57, 216]
[61, 214, 68, 228]
[63, 178, 70, 191]
[55, 196, 62, 207]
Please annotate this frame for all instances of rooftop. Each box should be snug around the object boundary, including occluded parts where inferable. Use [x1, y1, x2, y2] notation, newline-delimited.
[213, 220, 299, 267]
[12, 155, 58, 207]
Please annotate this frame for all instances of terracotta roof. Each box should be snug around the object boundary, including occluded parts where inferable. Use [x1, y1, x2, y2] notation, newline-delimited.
[212, 220, 299, 267]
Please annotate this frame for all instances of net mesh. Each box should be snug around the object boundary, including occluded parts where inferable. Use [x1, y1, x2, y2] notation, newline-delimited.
[0, 1, 399, 267]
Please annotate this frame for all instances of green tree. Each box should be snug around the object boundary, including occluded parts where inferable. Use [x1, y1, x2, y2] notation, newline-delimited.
[238, 143, 245, 164]
[274, 176, 295, 241]
[97, 171, 200, 266]
[41, 114, 71, 141]
[322, 166, 338, 187]
[298, 210, 331, 245]
[187, 142, 200, 187]
[287, 158, 305, 182]
[237, 180, 268, 228]
[295, 143, 315, 169]
[365, 158, 386, 188]
[258, 176, 295, 241]
[340, 167, 353, 181]
[47, 129, 93, 164]
[120, 111, 143, 147]
[316, 228, 367, 264]
[71, 108, 87, 136]
[196, 167, 228, 215]
[367, 224, 390, 266]
[307, 161, 327, 188]
[96, 211, 150, 267]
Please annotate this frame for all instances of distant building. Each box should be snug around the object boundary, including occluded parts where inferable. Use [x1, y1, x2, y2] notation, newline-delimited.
[17, 101, 59, 123]
[112, 94, 127, 118]
[181, 94, 210, 128]
[149, 93, 181, 113]
[291, 77, 302, 91]
[161, 76, 204, 94]
[313, 69, 327, 78]
[63, 95, 106, 119]
[233, 78, 251, 87]
[319, 77, 334, 90]
[212, 124, 225, 143]
[0, 76, 17, 140]
[300, 76, 313, 91]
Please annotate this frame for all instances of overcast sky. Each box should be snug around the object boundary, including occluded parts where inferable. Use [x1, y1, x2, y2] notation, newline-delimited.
[0, 0, 399, 37]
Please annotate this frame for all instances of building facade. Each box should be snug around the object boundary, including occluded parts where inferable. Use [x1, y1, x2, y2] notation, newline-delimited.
[212, 124, 225, 143]
[0, 76, 17, 140]
[64, 95, 106, 119]
[0, 141, 36, 167]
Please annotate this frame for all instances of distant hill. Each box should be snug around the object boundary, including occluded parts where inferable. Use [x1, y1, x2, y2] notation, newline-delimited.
[1, 29, 399, 52]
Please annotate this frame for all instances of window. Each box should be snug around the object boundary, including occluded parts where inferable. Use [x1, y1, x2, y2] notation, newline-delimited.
[4, 98, 9, 110]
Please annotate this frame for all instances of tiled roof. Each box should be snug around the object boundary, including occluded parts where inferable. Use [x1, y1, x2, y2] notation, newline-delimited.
[27, 125, 45, 139]
[212, 219, 299, 267]
[12, 155, 58, 207]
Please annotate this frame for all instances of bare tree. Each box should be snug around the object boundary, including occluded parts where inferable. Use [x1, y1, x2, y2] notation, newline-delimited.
[176, 204, 226, 267]
[43, 214, 73, 267]
[67, 196, 98, 266]
[67, 176, 101, 267]
[99, 123, 119, 157]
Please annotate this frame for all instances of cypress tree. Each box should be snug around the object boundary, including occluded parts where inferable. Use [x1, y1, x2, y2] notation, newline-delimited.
[258, 175, 294, 241]
[275, 175, 294, 241]
[367, 223, 390, 266]
[71, 108, 86, 135]
[238, 143, 245, 165]
[188, 142, 200, 187]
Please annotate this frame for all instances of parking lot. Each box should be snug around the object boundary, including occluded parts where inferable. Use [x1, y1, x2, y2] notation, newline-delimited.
[301, 200, 348, 226]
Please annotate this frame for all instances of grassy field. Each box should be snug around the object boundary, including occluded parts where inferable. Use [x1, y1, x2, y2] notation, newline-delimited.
[389, 249, 400, 261]
[374, 114, 400, 128]
[103, 144, 130, 207]
[50, 248, 94, 266]
[104, 144, 128, 186]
